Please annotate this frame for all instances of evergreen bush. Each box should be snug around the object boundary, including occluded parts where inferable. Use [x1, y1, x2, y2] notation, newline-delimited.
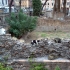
[30, 63, 48, 70]
[0, 63, 12, 70]
[6, 10, 37, 38]
[32, 0, 42, 16]
[55, 66, 60, 70]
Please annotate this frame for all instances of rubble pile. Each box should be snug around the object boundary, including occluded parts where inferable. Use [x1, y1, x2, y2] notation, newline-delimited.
[0, 34, 70, 60]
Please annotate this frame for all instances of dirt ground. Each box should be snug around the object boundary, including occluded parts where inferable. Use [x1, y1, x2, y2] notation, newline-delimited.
[14, 31, 70, 43]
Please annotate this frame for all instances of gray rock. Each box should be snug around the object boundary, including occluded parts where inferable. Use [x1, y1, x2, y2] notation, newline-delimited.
[53, 38, 61, 43]
[48, 53, 58, 60]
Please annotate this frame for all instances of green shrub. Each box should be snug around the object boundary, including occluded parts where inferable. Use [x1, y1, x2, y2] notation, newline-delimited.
[6, 10, 37, 38]
[32, 0, 42, 16]
[0, 63, 12, 70]
[30, 63, 48, 70]
[55, 66, 60, 70]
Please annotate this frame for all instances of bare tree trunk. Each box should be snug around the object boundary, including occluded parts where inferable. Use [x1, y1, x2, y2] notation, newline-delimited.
[9, 0, 14, 16]
[58, 0, 60, 12]
[19, 0, 21, 10]
[54, 0, 56, 12]
[54, 0, 60, 12]
[63, 0, 66, 16]
[53, 0, 60, 18]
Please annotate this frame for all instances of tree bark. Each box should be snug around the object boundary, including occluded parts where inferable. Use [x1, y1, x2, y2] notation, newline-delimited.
[54, 0, 60, 12]
[53, 0, 61, 18]
[58, 0, 60, 12]
[63, 0, 66, 16]
[54, 0, 56, 12]
[9, 0, 14, 16]
[19, 0, 21, 10]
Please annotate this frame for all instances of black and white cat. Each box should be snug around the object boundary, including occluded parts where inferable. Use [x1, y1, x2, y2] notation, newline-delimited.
[31, 40, 40, 45]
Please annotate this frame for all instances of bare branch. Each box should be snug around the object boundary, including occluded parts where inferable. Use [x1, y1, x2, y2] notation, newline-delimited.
[41, 0, 48, 10]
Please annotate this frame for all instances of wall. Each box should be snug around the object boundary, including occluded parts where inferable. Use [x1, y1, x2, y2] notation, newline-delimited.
[10, 60, 70, 70]
[36, 17, 70, 32]
[1, 34, 70, 60]
[0, 34, 70, 70]
[0, 14, 9, 28]
[0, 0, 8, 6]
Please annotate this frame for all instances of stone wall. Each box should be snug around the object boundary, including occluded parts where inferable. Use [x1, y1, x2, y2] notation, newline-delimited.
[0, 14, 9, 27]
[0, 34, 70, 70]
[9, 60, 70, 70]
[36, 17, 70, 32]
[0, 34, 16, 61]
[1, 35, 70, 60]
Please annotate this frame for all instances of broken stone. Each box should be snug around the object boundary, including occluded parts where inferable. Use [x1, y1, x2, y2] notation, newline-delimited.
[53, 38, 61, 43]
